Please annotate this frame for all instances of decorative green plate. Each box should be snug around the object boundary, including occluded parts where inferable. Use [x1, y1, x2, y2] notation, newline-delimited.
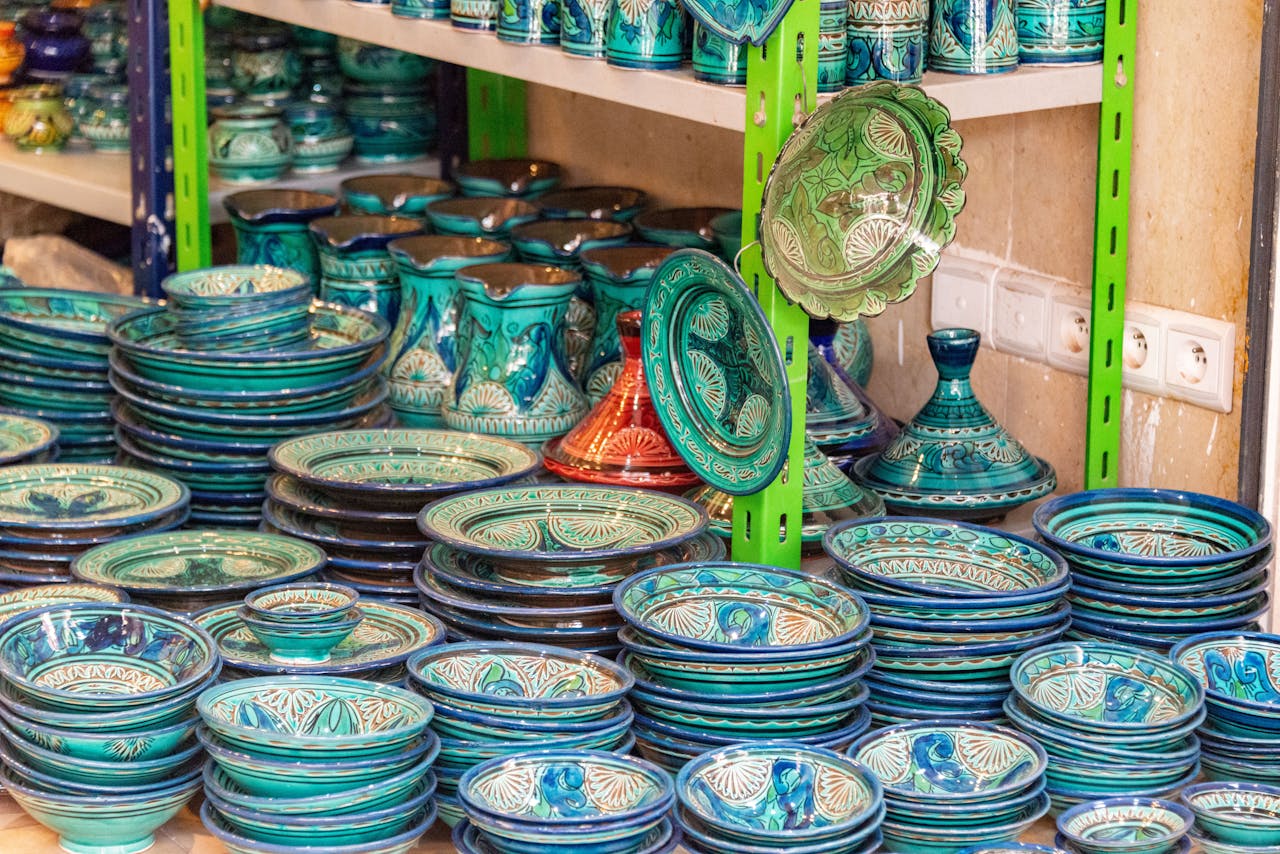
[641, 249, 790, 495]
[0, 414, 58, 466]
[194, 599, 445, 676]
[0, 287, 150, 357]
[760, 83, 967, 321]
[0, 464, 189, 532]
[71, 530, 326, 596]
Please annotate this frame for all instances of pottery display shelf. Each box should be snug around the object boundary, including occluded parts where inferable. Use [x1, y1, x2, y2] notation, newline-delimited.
[0, 138, 439, 226]
[213, 0, 1103, 129]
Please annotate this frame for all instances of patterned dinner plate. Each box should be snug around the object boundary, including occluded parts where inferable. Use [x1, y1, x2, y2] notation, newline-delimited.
[760, 83, 967, 321]
[0, 287, 150, 356]
[0, 463, 189, 533]
[641, 250, 790, 495]
[0, 413, 58, 466]
[194, 599, 445, 677]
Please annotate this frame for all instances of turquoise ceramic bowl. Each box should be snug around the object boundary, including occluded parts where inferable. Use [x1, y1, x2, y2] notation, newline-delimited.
[0, 717, 203, 787]
[0, 670, 215, 735]
[429, 697, 633, 741]
[633, 207, 732, 252]
[631, 682, 868, 739]
[203, 758, 435, 818]
[624, 652, 868, 707]
[0, 412, 59, 465]
[0, 699, 194, 762]
[1002, 697, 1202, 763]
[0, 602, 218, 712]
[614, 563, 870, 654]
[880, 795, 1051, 854]
[0, 760, 201, 854]
[0, 582, 127, 623]
[509, 219, 633, 266]
[677, 808, 879, 854]
[1043, 753, 1200, 795]
[341, 174, 455, 217]
[161, 265, 312, 308]
[0, 287, 150, 358]
[958, 846, 1072, 854]
[457, 816, 683, 854]
[1190, 836, 1278, 854]
[1056, 797, 1192, 854]
[1180, 782, 1280, 846]
[1171, 632, 1280, 728]
[535, 185, 648, 221]
[237, 606, 364, 663]
[243, 582, 358, 624]
[200, 799, 436, 854]
[434, 729, 636, 775]
[1010, 642, 1204, 734]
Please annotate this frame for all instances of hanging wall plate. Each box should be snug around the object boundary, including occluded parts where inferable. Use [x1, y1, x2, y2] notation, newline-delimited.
[760, 82, 968, 321]
[679, 0, 797, 46]
[642, 249, 791, 495]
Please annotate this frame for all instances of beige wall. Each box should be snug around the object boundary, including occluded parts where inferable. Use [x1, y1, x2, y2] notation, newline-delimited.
[525, 0, 1263, 497]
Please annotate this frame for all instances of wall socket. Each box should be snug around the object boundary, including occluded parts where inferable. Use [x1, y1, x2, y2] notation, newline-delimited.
[991, 270, 1052, 360]
[930, 255, 993, 342]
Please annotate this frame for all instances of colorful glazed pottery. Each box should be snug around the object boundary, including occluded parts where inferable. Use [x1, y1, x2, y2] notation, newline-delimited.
[580, 245, 675, 400]
[929, 0, 1020, 73]
[0, 20, 23, 84]
[848, 0, 929, 84]
[818, 0, 848, 91]
[310, 215, 426, 324]
[536, 186, 648, 222]
[822, 318, 876, 400]
[454, 158, 563, 199]
[1056, 798, 1193, 854]
[1180, 782, 1280, 847]
[201, 800, 436, 854]
[283, 101, 354, 173]
[229, 27, 301, 101]
[692, 23, 747, 85]
[634, 207, 731, 253]
[510, 219, 633, 269]
[342, 174, 456, 218]
[760, 82, 966, 321]
[208, 104, 293, 184]
[497, 0, 560, 43]
[678, 0, 789, 45]
[425, 197, 541, 238]
[605, 0, 685, 69]
[394, 0, 450, 17]
[77, 82, 129, 152]
[1172, 632, 1280, 756]
[807, 324, 897, 460]
[560, 0, 611, 57]
[223, 190, 341, 285]
[0, 412, 57, 465]
[237, 604, 365, 664]
[18, 9, 88, 80]
[337, 37, 435, 84]
[3, 84, 74, 152]
[452, 0, 500, 31]
[642, 249, 790, 495]
[82, 0, 124, 74]
[342, 80, 436, 163]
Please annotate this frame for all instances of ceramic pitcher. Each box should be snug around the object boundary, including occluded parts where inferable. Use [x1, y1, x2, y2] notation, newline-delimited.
[223, 189, 340, 286]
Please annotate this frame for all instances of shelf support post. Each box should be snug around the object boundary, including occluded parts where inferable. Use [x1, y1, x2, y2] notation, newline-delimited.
[732, 3, 818, 570]
[1085, 0, 1136, 488]
[127, 0, 175, 296]
[169, 0, 211, 273]
[467, 70, 527, 159]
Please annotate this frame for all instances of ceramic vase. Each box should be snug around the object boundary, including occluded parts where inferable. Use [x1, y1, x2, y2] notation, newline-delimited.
[337, 38, 435, 84]
[393, 0, 451, 18]
[208, 105, 293, 184]
[444, 262, 589, 445]
[283, 101, 354, 173]
[342, 81, 436, 163]
[928, 0, 1020, 74]
[847, 0, 928, 85]
[0, 21, 24, 84]
[340, 174, 455, 219]
[560, 0, 610, 57]
[1015, 0, 1104, 64]
[498, 0, 561, 44]
[385, 235, 513, 426]
[605, 0, 684, 70]
[230, 28, 301, 102]
[691, 23, 746, 85]
[309, 215, 426, 325]
[223, 189, 340, 285]
[78, 82, 128, 152]
[544, 310, 699, 491]
[806, 326, 897, 462]
[3, 85, 73, 152]
[817, 0, 847, 92]
[452, 0, 499, 30]
[82, 0, 124, 75]
[579, 244, 673, 401]
[18, 9, 89, 81]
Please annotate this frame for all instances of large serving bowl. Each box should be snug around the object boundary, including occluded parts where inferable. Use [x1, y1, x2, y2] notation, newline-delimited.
[1180, 782, 1280, 846]
[0, 463, 190, 538]
[0, 715, 203, 786]
[1056, 798, 1192, 854]
[0, 697, 193, 762]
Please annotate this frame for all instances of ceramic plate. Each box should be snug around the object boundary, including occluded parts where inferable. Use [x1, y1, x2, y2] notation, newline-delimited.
[0, 287, 149, 355]
[266, 474, 416, 524]
[641, 250, 790, 495]
[194, 599, 445, 676]
[0, 463, 189, 533]
[0, 414, 58, 466]
[760, 83, 967, 321]
[71, 530, 326, 596]
[681, 0, 794, 45]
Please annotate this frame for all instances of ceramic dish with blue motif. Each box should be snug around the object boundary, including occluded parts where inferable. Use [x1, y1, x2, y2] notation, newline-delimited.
[0, 463, 190, 535]
[0, 287, 150, 356]
[199, 798, 436, 854]
[1181, 782, 1280, 847]
[0, 413, 58, 465]
[1056, 797, 1192, 854]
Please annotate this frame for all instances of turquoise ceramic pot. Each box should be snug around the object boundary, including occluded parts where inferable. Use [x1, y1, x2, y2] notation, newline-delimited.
[385, 235, 512, 427]
[692, 23, 746, 85]
[498, 0, 561, 43]
[425, 197, 541, 238]
[560, 0, 610, 57]
[341, 174, 455, 219]
[299, 54, 344, 102]
[605, 0, 684, 69]
[452, 0, 499, 29]
[393, 0, 450, 17]
[229, 28, 301, 102]
[78, 83, 129, 153]
[444, 263, 589, 443]
[62, 72, 116, 143]
[817, 0, 847, 92]
[1016, 0, 1104, 64]
[343, 81, 436, 163]
[243, 582, 359, 624]
[239, 606, 364, 663]
[83, 3, 126, 76]
[223, 189, 340, 285]
[310, 214, 426, 324]
[579, 244, 673, 401]
[208, 105, 293, 184]
[847, 0, 928, 84]
[928, 0, 1020, 74]
[283, 101, 354, 173]
[337, 37, 436, 84]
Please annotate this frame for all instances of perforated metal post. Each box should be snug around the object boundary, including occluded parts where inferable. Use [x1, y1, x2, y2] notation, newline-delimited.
[170, 1, 210, 272]
[127, 0, 175, 295]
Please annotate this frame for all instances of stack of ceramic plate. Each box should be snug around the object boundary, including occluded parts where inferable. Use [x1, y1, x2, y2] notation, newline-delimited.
[197, 675, 439, 854]
[416, 483, 713, 655]
[406, 642, 636, 828]
[265, 428, 543, 604]
[614, 563, 875, 772]
[0, 413, 59, 465]
[0, 287, 149, 463]
[1035, 489, 1273, 651]
[0, 603, 217, 854]
[851, 721, 1050, 853]
[71, 529, 327, 613]
[455, 750, 678, 854]
[106, 279, 391, 528]
[162, 265, 315, 353]
[1173, 631, 1280, 786]
[0, 463, 189, 587]
[823, 518, 1071, 725]
[1006, 641, 1205, 812]
[675, 742, 884, 854]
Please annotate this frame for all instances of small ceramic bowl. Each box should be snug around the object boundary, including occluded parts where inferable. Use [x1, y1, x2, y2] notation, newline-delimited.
[0, 716, 203, 787]
[341, 173, 455, 217]
[1180, 782, 1280, 847]
[161, 265, 312, 310]
[957, 846, 1072, 854]
[1056, 798, 1193, 854]
[633, 207, 733, 252]
[0, 699, 194, 762]
[203, 757, 436, 819]
[243, 582, 359, 624]
[424, 197, 541, 238]
[238, 606, 364, 664]
[1171, 632, 1280, 730]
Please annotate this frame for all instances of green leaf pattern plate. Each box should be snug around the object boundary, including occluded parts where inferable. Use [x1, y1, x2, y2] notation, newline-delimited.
[0, 464, 189, 531]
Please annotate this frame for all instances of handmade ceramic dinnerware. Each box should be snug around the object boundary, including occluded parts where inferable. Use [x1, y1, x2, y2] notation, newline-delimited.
[283, 101, 355, 173]
[229, 27, 301, 101]
[454, 159, 562, 199]
[342, 174, 455, 218]
[634, 207, 732, 253]
[425, 197, 541, 238]
[223, 190, 341, 284]
[19, 10, 89, 80]
[78, 83, 129, 153]
[343, 80, 437, 163]
[337, 37, 434, 84]
[1016, 0, 1104, 64]
[0, 412, 58, 465]
[929, 0, 1020, 74]
[1056, 798, 1193, 854]
[1180, 782, 1280, 847]
[200, 799, 436, 854]
[238, 604, 364, 664]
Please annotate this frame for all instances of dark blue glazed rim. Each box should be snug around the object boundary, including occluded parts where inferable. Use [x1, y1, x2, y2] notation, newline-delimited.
[1002, 696, 1204, 759]
[0, 741, 203, 798]
[678, 814, 876, 854]
[867, 668, 1010, 695]
[633, 680, 869, 722]
[413, 562, 614, 620]
[871, 619, 1071, 660]
[200, 799, 436, 854]
[262, 500, 425, 554]
[324, 553, 418, 574]
[866, 698, 999, 723]
[1070, 560, 1271, 600]
[204, 770, 434, 829]
[112, 400, 275, 456]
[1171, 630, 1280, 718]
[1046, 765, 1201, 803]
[634, 706, 872, 748]
[0, 287, 149, 347]
[427, 600, 622, 643]
[456, 816, 683, 854]
[432, 697, 634, 737]
[1069, 594, 1271, 633]
[871, 599, 1071, 634]
[115, 431, 271, 475]
[1069, 552, 1272, 594]
[1056, 797, 1193, 851]
[0, 365, 110, 393]
[266, 473, 417, 524]
[852, 575, 1070, 612]
[621, 650, 870, 706]
[619, 623, 874, 666]
[866, 678, 1008, 710]
[0, 341, 103, 373]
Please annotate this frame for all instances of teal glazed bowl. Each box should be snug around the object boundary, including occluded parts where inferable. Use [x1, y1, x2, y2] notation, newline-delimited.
[1056, 797, 1193, 854]
[237, 606, 364, 664]
[424, 197, 541, 238]
[1171, 632, 1280, 730]
[0, 669, 216, 735]
[0, 716, 203, 786]
[0, 698, 194, 761]
[160, 264, 312, 308]
[0, 286, 150, 358]
[1180, 782, 1280, 846]
[200, 799, 436, 854]
[203, 756, 436, 818]
[243, 582, 359, 624]
[535, 185, 648, 221]
[197, 674, 434, 760]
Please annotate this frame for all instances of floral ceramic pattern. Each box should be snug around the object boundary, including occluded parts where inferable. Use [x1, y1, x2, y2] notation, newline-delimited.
[0, 464, 187, 529]
[760, 83, 966, 321]
[200, 681, 429, 737]
[560, 0, 611, 56]
[413, 649, 625, 699]
[929, 0, 1020, 73]
[463, 752, 670, 818]
[0, 413, 57, 464]
[642, 250, 790, 495]
[0, 287, 147, 354]
[605, 0, 684, 69]
[679, 0, 796, 46]
[162, 266, 309, 300]
[852, 723, 1043, 796]
[1171, 634, 1280, 708]
[1059, 800, 1190, 843]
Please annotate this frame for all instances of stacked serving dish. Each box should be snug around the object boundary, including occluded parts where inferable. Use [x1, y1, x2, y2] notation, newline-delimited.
[416, 483, 714, 655]
[266, 428, 542, 604]
[851, 721, 1051, 854]
[0, 287, 149, 463]
[823, 518, 1071, 725]
[106, 266, 392, 528]
[162, 265, 315, 353]
[1006, 641, 1205, 812]
[1181, 781, 1280, 852]
[1055, 798, 1194, 854]
[0, 413, 59, 465]
[406, 642, 635, 828]
[0, 603, 218, 854]
[455, 750, 678, 854]
[614, 563, 875, 772]
[1172, 631, 1280, 786]
[675, 741, 884, 854]
[197, 675, 439, 854]
[0, 463, 189, 587]
[1034, 489, 1273, 651]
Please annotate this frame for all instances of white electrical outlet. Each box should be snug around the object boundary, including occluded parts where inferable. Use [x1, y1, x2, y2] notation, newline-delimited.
[931, 255, 995, 342]
[1120, 304, 1164, 396]
[990, 270, 1052, 360]
[1163, 315, 1236, 413]
[1046, 284, 1092, 374]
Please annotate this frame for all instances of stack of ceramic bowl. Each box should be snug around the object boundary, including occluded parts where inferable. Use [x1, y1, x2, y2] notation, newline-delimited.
[675, 741, 884, 854]
[455, 750, 677, 854]
[198, 675, 439, 854]
[0, 603, 218, 854]
[266, 428, 542, 604]
[1172, 631, 1280, 786]
[416, 483, 715, 655]
[162, 264, 315, 353]
[71, 529, 327, 613]
[0, 287, 149, 463]
[406, 642, 635, 828]
[1006, 641, 1205, 812]
[1055, 798, 1194, 854]
[0, 413, 59, 465]
[0, 463, 189, 587]
[823, 518, 1071, 725]
[237, 582, 365, 666]
[851, 721, 1051, 853]
[107, 268, 392, 528]
[1181, 781, 1280, 853]
[1034, 489, 1272, 652]
[613, 563, 875, 772]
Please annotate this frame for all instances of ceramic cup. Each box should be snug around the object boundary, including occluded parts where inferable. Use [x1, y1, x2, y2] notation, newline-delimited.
[1015, 0, 1104, 64]
[691, 22, 746, 86]
[928, 0, 1020, 74]
[452, 0, 500, 30]
[560, 0, 610, 58]
[606, 0, 684, 70]
[847, 0, 929, 85]
[817, 0, 848, 92]
[498, 0, 561, 44]
[393, 0, 451, 18]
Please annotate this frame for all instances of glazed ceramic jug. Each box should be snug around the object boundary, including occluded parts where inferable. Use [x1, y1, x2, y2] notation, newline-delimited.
[384, 235, 512, 427]
[223, 189, 340, 285]
[309, 215, 426, 324]
[579, 244, 674, 401]
[3, 85, 73, 152]
[444, 262, 589, 445]
[340, 174, 455, 219]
